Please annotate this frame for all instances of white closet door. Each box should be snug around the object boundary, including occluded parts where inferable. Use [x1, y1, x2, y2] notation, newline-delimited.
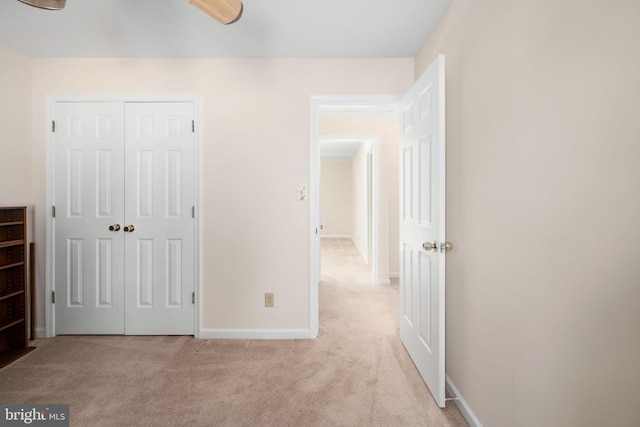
[54, 102, 125, 334]
[123, 102, 195, 335]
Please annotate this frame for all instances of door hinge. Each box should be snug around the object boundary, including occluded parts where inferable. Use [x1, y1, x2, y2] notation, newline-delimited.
[192, 206, 195, 218]
[51, 291, 56, 304]
[192, 292, 195, 304]
[52, 120, 56, 132]
[192, 120, 195, 133]
[52, 205, 56, 218]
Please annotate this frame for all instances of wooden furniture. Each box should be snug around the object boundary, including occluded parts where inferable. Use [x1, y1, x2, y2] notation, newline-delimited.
[0, 207, 33, 368]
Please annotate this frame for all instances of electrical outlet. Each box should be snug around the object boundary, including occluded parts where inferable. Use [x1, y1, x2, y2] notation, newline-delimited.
[265, 292, 275, 308]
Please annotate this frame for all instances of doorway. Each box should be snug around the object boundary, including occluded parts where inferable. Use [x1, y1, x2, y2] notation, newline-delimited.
[309, 97, 400, 338]
[312, 58, 446, 409]
[319, 137, 375, 281]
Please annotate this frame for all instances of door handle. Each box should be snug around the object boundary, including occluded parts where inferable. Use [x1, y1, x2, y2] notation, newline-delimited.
[109, 224, 121, 232]
[423, 241, 438, 252]
[123, 225, 135, 233]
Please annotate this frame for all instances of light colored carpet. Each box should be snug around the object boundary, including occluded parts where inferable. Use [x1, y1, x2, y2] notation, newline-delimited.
[0, 238, 467, 426]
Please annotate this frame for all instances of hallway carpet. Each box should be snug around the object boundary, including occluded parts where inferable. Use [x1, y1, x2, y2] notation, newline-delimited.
[0, 238, 466, 426]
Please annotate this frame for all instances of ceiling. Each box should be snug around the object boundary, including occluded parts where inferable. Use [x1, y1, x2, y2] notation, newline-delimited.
[0, 0, 450, 58]
[320, 139, 364, 161]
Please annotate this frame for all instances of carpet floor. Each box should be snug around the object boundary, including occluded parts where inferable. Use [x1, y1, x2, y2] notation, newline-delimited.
[0, 238, 466, 426]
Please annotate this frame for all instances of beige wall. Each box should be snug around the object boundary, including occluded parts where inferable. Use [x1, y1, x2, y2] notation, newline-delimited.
[0, 45, 32, 207]
[320, 161, 352, 237]
[319, 115, 400, 279]
[416, 0, 640, 425]
[351, 141, 371, 262]
[29, 58, 414, 332]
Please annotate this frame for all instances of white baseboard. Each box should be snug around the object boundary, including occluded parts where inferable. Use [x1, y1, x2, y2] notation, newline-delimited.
[198, 329, 311, 340]
[36, 326, 310, 340]
[446, 375, 483, 427]
[351, 237, 370, 263]
[389, 272, 399, 279]
[320, 235, 352, 239]
[375, 278, 391, 285]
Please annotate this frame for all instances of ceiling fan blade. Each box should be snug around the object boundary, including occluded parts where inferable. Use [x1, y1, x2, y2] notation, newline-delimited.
[188, 0, 243, 25]
[18, 0, 66, 10]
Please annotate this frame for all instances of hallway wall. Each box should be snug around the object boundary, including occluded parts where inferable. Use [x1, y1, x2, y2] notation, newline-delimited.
[320, 160, 352, 237]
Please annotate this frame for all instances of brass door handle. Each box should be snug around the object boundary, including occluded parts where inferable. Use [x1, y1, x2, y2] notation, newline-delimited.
[423, 241, 438, 252]
[423, 241, 454, 252]
[109, 224, 121, 232]
[440, 242, 454, 252]
[123, 225, 135, 233]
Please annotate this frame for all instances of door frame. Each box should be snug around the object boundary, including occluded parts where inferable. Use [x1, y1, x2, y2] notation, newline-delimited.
[45, 94, 202, 338]
[309, 96, 399, 338]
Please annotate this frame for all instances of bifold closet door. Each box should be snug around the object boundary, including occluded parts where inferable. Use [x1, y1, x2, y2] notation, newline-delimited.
[54, 102, 126, 334]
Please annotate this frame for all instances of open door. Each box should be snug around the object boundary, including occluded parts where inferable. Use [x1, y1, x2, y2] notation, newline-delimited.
[398, 54, 447, 407]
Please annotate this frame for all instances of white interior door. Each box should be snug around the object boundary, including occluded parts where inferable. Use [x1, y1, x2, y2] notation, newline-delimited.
[399, 54, 446, 407]
[54, 100, 195, 335]
[54, 102, 125, 334]
[123, 102, 195, 335]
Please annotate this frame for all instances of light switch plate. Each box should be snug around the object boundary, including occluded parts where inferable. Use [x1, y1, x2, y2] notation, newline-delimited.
[297, 184, 307, 201]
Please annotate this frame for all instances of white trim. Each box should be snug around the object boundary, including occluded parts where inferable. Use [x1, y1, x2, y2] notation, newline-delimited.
[352, 237, 368, 262]
[46, 94, 200, 103]
[35, 327, 46, 339]
[446, 375, 483, 427]
[320, 235, 352, 239]
[309, 98, 320, 339]
[375, 279, 391, 285]
[45, 97, 55, 338]
[437, 55, 448, 405]
[389, 272, 399, 279]
[45, 94, 202, 338]
[193, 96, 203, 339]
[199, 329, 310, 340]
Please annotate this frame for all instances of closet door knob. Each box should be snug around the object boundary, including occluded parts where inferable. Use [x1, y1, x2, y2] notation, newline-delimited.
[109, 224, 121, 232]
[123, 225, 135, 233]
